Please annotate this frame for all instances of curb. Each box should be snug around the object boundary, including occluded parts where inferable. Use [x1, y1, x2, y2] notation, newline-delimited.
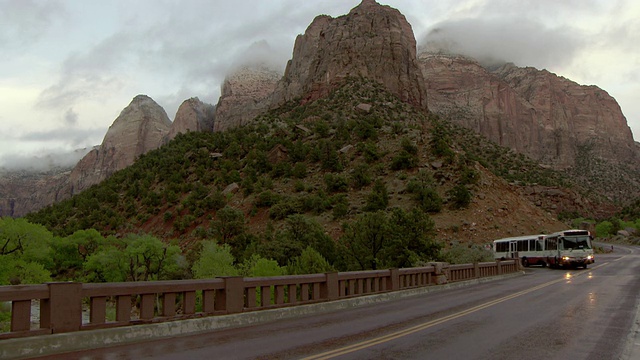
[1, 272, 523, 360]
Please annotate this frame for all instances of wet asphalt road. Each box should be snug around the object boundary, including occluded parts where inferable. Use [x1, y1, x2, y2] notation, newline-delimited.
[37, 245, 640, 360]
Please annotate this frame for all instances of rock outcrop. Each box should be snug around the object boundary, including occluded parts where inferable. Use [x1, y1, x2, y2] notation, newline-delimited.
[213, 65, 280, 132]
[271, 0, 427, 109]
[0, 168, 70, 217]
[166, 97, 215, 141]
[494, 63, 637, 167]
[420, 52, 637, 168]
[68, 95, 171, 194]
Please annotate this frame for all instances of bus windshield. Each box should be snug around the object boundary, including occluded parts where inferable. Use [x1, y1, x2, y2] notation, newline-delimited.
[562, 236, 592, 250]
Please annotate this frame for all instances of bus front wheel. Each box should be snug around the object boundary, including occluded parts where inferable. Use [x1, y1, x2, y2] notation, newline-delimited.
[522, 258, 529, 267]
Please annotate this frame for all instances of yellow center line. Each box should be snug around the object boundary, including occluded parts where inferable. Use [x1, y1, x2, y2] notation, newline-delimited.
[301, 262, 609, 360]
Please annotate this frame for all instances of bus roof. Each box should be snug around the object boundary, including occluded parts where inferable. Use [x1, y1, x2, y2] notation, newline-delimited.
[548, 229, 590, 237]
[493, 234, 545, 243]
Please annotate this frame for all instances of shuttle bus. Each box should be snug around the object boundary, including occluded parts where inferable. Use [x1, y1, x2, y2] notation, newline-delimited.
[544, 229, 594, 268]
[493, 234, 547, 267]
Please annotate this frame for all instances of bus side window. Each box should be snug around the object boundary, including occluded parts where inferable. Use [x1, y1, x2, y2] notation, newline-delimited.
[518, 240, 527, 252]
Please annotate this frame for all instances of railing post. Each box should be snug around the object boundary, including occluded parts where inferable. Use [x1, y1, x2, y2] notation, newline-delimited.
[473, 262, 480, 278]
[216, 277, 244, 314]
[41, 282, 82, 333]
[388, 268, 399, 291]
[431, 262, 448, 285]
[496, 260, 503, 275]
[322, 272, 339, 301]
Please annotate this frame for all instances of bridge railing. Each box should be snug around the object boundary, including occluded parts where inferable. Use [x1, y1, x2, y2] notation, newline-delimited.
[0, 260, 518, 340]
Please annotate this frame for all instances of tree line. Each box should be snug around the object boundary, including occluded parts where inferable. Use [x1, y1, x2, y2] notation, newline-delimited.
[1, 206, 459, 285]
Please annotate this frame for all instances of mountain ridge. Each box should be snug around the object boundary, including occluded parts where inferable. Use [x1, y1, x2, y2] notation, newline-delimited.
[2, 0, 638, 220]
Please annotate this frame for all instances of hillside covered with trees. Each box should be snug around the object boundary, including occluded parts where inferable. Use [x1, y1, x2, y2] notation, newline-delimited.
[3, 78, 621, 286]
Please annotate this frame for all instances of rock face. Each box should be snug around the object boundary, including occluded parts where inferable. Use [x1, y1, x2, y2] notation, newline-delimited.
[0, 168, 70, 217]
[495, 63, 637, 167]
[213, 65, 280, 132]
[271, 0, 427, 109]
[420, 52, 637, 168]
[68, 95, 171, 194]
[166, 97, 215, 141]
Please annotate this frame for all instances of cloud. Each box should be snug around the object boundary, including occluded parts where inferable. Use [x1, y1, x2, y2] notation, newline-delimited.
[34, 0, 349, 117]
[421, 17, 585, 69]
[64, 108, 78, 126]
[35, 32, 132, 111]
[19, 127, 105, 148]
[0, 147, 92, 172]
[0, 0, 66, 54]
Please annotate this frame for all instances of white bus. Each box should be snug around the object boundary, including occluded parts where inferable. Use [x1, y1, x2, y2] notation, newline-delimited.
[493, 234, 547, 267]
[544, 229, 594, 268]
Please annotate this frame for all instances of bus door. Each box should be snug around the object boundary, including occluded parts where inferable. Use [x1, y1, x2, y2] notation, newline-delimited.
[509, 241, 518, 259]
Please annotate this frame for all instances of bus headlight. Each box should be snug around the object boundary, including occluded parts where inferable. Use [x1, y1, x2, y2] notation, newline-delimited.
[586, 255, 593, 260]
[562, 256, 570, 261]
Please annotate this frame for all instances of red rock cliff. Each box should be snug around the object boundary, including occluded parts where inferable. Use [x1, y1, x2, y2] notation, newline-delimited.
[271, 0, 427, 109]
[67, 95, 171, 194]
[420, 53, 637, 168]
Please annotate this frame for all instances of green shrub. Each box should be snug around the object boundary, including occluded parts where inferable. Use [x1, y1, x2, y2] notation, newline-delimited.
[293, 180, 307, 192]
[271, 162, 292, 178]
[331, 194, 349, 220]
[364, 179, 389, 212]
[459, 166, 479, 185]
[595, 221, 614, 237]
[287, 247, 334, 275]
[390, 150, 418, 170]
[357, 142, 381, 163]
[255, 191, 280, 208]
[301, 191, 332, 214]
[354, 119, 377, 140]
[292, 163, 307, 179]
[440, 243, 493, 264]
[448, 185, 472, 209]
[409, 186, 442, 213]
[324, 173, 349, 193]
[401, 137, 418, 155]
[269, 198, 301, 220]
[351, 163, 372, 189]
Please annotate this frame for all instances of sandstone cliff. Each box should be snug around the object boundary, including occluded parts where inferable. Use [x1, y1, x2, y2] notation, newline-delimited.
[213, 65, 280, 132]
[67, 95, 171, 194]
[0, 168, 70, 217]
[420, 52, 637, 169]
[271, 0, 427, 109]
[494, 63, 637, 167]
[421, 53, 544, 161]
[166, 97, 215, 141]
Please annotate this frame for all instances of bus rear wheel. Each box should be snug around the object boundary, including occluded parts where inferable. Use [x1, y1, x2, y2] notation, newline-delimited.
[522, 258, 529, 267]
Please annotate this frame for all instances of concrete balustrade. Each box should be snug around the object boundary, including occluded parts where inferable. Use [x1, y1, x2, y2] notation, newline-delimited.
[0, 260, 519, 340]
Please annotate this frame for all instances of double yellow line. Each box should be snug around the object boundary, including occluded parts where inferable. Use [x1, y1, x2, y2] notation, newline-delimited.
[302, 263, 607, 360]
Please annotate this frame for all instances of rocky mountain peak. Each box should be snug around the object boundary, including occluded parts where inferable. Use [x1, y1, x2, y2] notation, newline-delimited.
[271, 0, 427, 109]
[166, 97, 215, 141]
[102, 95, 171, 150]
[68, 95, 171, 194]
[213, 64, 281, 132]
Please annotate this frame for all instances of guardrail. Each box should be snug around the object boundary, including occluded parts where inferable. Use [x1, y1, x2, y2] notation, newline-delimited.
[0, 260, 518, 340]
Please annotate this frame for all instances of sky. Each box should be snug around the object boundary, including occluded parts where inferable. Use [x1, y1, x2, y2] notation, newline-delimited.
[1, 0, 639, 170]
